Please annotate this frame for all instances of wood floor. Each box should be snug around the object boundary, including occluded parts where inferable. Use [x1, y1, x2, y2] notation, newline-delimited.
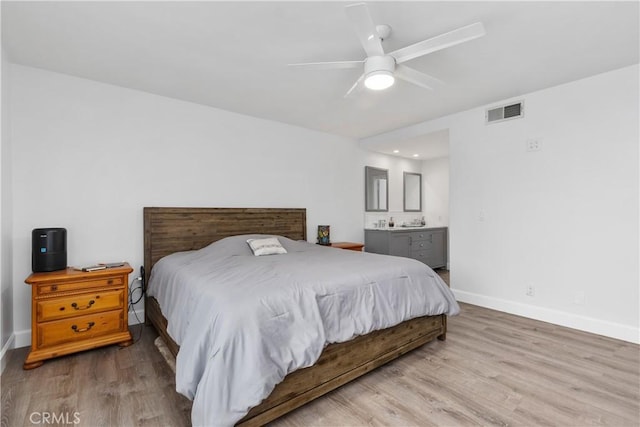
[2, 284, 638, 426]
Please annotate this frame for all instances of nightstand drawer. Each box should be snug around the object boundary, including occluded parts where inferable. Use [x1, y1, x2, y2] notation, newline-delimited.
[37, 276, 123, 296]
[37, 310, 124, 348]
[36, 290, 124, 322]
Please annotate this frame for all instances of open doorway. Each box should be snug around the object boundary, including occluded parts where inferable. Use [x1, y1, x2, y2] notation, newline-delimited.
[361, 128, 451, 274]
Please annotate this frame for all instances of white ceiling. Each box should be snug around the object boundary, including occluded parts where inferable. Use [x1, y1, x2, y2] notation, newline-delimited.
[3, 1, 639, 159]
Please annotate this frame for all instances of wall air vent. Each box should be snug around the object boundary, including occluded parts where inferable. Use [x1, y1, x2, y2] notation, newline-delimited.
[486, 101, 524, 124]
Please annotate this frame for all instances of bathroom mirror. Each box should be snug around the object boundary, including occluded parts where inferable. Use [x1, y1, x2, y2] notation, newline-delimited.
[365, 166, 388, 212]
[403, 172, 422, 212]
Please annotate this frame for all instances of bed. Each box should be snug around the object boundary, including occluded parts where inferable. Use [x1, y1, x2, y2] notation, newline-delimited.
[143, 207, 458, 426]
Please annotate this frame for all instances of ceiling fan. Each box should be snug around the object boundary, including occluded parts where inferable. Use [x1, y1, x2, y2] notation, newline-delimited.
[289, 3, 486, 97]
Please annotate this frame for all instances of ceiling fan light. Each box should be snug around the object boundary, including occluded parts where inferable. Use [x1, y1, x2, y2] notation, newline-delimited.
[364, 70, 395, 90]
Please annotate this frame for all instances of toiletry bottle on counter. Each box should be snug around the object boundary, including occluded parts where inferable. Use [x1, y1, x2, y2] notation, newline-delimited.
[421, 216, 426, 226]
[389, 217, 394, 227]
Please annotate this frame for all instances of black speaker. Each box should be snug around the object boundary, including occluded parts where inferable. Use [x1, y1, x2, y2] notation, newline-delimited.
[32, 228, 67, 273]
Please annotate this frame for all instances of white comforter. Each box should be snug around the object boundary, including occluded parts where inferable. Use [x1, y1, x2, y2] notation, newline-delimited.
[148, 235, 459, 426]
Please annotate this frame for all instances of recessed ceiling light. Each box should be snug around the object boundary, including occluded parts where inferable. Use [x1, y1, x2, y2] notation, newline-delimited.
[412, 154, 419, 157]
[393, 150, 399, 154]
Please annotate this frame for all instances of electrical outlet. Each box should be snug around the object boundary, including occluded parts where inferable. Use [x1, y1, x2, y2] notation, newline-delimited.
[526, 138, 542, 152]
[526, 284, 535, 297]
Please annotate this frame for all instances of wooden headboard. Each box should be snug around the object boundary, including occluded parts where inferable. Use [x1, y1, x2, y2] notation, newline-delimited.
[143, 207, 307, 284]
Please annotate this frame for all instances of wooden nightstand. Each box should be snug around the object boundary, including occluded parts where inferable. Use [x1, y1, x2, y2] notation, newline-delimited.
[23, 263, 134, 369]
[329, 242, 365, 252]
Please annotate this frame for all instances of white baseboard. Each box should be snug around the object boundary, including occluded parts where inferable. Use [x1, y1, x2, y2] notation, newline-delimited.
[452, 289, 639, 344]
[13, 329, 30, 349]
[0, 333, 15, 374]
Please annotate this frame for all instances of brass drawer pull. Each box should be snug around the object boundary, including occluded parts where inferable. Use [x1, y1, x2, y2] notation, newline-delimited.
[71, 322, 95, 333]
[51, 285, 58, 291]
[107, 279, 114, 285]
[71, 300, 95, 310]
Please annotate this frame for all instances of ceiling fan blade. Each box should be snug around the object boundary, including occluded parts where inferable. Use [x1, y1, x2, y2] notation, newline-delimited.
[345, 3, 384, 57]
[288, 60, 363, 70]
[391, 22, 486, 64]
[344, 74, 365, 98]
[395, 65, 443, 91]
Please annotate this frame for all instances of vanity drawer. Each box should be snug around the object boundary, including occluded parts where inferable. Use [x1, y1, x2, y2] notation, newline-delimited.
[36, 276, 123, 296]
[412, 251, 433, 264]
[412, 251, 446, 268]
[36, 290, 124, 322]
[410, 232, 432, 242]
[411, 239, 433, 251]
[37, 310, 123, 348]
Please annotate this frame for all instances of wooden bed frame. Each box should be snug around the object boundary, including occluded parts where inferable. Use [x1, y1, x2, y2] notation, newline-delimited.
[143, 207, 447, 426]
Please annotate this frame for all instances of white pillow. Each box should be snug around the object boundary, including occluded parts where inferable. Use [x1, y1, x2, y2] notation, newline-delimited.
[247, 237, 288, 256]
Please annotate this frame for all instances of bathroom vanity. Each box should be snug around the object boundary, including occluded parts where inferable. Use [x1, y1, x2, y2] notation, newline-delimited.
[364, 227, 447, 269]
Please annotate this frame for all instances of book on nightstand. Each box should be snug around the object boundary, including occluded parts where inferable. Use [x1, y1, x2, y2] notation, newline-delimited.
[73, 262, 125, 272]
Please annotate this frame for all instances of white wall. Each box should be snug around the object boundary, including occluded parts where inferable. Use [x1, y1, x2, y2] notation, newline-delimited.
[1, 33, 15, 370]
[9, 64, 366, 347]
[422, 156, 449, 228]
[422, 156, 450, 268]
[448, 65, 638, 342]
